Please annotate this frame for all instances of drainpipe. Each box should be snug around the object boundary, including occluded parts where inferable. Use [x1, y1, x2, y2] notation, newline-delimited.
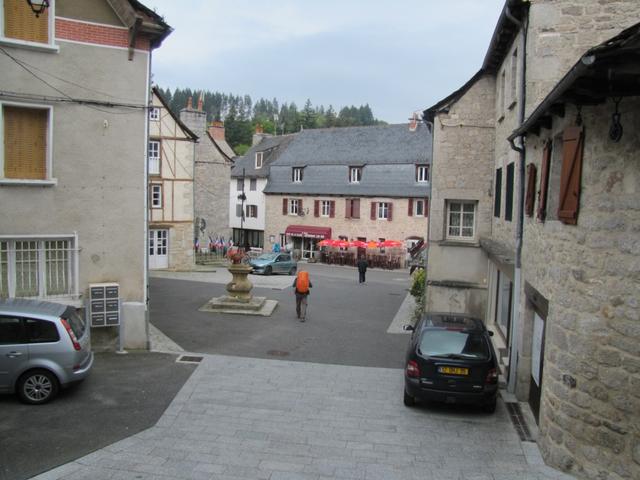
[505, 6, 528, 395]
[421, 116, 435, 314]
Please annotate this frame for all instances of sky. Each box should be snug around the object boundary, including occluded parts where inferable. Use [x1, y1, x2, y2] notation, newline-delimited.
[144, 0, 505, 124]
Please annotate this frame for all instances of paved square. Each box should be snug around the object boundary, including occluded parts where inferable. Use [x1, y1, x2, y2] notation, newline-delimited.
[33, 355, 572, 480]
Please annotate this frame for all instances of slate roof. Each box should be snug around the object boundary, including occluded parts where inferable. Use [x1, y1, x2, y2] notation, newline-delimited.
[231, 134, 297, 178]
[211, 136, 236, 159]
[263, 123, 431, 197]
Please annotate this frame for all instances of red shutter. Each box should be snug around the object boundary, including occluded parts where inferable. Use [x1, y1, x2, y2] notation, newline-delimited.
[314, 200, 319, 217]
[370, 202, 376, 220]
[354, 198, 360, 219]
[388, 203, 393, 221]
[330, 201, 335, 218]
[408, 199, 413, 216]
[537, 141, 551, 221]
[424, 197, 429, 217]
[525, 163, 537, 217]
[345, 199, 351, 219]
[558, 126, 584, 225]
[282, 198, 288, 215]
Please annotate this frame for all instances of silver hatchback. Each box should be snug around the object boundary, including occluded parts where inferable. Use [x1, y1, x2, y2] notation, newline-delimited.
[0, 298, 93, 404]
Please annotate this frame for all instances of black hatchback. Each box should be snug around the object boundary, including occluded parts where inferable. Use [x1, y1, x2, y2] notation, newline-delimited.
[403, 313, 499, 413]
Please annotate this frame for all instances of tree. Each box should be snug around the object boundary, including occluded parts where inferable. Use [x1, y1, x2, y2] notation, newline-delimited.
[301, 99, 316, 130]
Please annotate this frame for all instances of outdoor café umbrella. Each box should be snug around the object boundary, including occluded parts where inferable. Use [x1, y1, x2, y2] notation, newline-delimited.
[366, 240, 380, 249]
[349, 240, 367, 248]
[379, 239, 403, 248]
[318, 239, 333, 247]
[334, 240, 350, 249]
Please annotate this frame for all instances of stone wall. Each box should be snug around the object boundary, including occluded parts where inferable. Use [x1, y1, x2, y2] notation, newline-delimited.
[521, 98, 640, 480]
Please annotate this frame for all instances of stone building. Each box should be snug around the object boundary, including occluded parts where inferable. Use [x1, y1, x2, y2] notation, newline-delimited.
[422, 1, 640, 478]
[179, 96, 234, 248]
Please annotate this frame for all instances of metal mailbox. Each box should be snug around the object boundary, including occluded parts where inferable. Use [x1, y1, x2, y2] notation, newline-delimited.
[89, 283, 120, 327]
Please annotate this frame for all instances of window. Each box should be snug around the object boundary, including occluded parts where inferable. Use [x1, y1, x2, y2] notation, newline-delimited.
[249, 178, 256, 191]
[0, 316, 23, 344]
[345, 198, 360, 219]
[349, 167, 362, 183]
[246, 205, 258, 218]
[292, 167, 303, 183]
[236, 178, 244, 191]
[1, 103, 52, 183]
[321, 200, 331, 217]
[2, 0, 52, 46]
[377, 202, 390, 220]
[415, 199, 424, 216]
[510, 49, 518, 107]
[505, 162, 514, 222]
[148, 140, 160, 175]
[25, 318, 59, 343]
[149, 107, 160, 121]
[289, 199, 299, 215]
[416, 165, 429, 183]
[255, 152, 263, 169]
[494, 168, 502, 218]
[0, 236, 78, 299]
[150, 184, 162, 208]
[447, 201, 476, 240]
[235, 204, 243, 218]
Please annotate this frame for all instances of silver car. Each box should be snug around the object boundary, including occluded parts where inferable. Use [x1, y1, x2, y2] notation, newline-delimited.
[0, 298, 93, 404]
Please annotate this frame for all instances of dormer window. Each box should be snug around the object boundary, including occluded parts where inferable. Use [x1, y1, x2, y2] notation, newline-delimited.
[292, 167, 303, 183]
[416, 165, 429, 182]
[255, 151, 263, 169]
[349, 167, 362, 184]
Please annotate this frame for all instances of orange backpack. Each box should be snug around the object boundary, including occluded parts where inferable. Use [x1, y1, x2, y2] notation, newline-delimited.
[296, 271, 309, 293]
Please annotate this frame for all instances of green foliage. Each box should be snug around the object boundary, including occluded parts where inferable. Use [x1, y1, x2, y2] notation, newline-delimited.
[234, 144, 250, 156]
[410, 268, 425, 298]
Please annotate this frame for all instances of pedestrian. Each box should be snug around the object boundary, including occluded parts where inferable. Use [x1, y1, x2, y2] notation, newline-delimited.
[292, 270, 312, 321]
[357, 256, 368, 283]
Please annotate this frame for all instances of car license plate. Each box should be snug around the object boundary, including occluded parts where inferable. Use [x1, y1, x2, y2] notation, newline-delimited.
[438, 366, 469, 376]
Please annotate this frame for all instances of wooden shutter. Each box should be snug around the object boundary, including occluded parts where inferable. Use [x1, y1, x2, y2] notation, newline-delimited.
[525, 163, 537, 217]
[282, 198, 288, 215]
[4, 0, 48, 43]
[408, 199, 413, 216]
[537, 141, 552, 221]
[345, 199, 351, 219]
[370, 202, 376, 220]
[330, 201, 335, 218]
[558, 126, 584, 225]
[424, 197, 429, 217]
[4, 106, 47, 180]
[353, 198, 360, 219]
[299, 199, 303, 213]
[388, 203, 393, 221]
[314, 200, 319, 217]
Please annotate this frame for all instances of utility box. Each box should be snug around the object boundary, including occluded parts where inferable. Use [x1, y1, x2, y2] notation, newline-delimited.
[89, 283, 120, 327]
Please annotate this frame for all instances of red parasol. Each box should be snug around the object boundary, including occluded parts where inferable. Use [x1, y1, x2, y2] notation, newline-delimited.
[379, 239, 403, 248]
[317, 239, 333, 247]
[334, 240, 350, 249]
[366, 240, 380, 249]
[349, 240, 367, 248]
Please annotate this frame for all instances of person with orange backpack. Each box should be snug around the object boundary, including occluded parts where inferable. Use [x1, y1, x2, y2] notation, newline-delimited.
[292, 271, 313, 321]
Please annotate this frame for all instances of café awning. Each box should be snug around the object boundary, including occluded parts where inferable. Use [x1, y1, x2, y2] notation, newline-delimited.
[285, 225, 332, 239]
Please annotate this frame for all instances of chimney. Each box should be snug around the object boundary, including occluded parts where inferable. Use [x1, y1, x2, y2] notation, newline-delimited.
[409, 112, 418, 132]
[208, 121, 225, 141]
[186, 96, 193, 110]
[197, 92, 204, 111]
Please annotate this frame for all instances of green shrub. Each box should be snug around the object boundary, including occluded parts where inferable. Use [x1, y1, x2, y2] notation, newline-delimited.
[410, 268, 425, 298]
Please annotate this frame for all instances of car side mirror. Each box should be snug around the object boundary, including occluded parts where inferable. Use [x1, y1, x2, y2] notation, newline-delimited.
[403, 325, 415, 332]
[488, 330, 494, 337]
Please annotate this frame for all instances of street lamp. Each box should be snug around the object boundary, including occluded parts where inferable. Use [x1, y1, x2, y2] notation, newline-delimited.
[25, 0, 50, 17]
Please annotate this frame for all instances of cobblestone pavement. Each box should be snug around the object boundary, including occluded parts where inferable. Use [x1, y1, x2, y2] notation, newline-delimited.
[33, 355, 574, 480]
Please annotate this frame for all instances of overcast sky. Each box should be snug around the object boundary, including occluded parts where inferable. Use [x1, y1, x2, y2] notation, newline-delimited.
[144, 0, 505, 124]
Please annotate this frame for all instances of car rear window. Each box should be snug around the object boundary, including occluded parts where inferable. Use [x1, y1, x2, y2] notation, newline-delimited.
[62, 307, 86, 338]
[25, 318, 60, 343]
[419, 329, 489, 360]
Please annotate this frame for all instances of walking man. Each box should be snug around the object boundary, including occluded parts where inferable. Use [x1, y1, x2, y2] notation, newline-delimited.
[357, 256, 369, 283]
[292, 271, 312, 321]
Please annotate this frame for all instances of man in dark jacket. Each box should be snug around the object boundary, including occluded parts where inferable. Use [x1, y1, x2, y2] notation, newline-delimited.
[357, 256, 369, 283]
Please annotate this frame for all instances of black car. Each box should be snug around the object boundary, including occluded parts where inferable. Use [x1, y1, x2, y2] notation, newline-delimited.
[403, 313, 499, 412]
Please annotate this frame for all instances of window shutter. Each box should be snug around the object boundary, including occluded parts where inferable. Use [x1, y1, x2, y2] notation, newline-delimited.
[282, 198, 288, 215]
[537, 141, 552, 221]
[415, 165, 419, 182]
[354, 198, 360, 219]
[4, 106, 47, 180]
[330, 201, 335, 218]
[345, 199, 351, 219]
[299, 199, 303, 213]
[525, 163, 537, 217]
[4, 0, 48, 43]
[370, 202, 376, 220]
[408, 199, 414, 216]
[558, 126, 584, 225]
[388, 203, 393, 221]
[314, 200, 319, 217]
[424, 197, 429, 217]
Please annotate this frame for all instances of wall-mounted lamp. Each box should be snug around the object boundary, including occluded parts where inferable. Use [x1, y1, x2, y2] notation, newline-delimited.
[25, 0, 50, 17]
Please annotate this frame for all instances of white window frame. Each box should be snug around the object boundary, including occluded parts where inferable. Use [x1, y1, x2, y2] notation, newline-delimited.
[246, 205, 257, 218]
[149, 107, 160, 121]
[0, 101, 56, 185]
[292, 167, 303, 183]
[0, 0, 58, 52]
[349, 167, 362, 184]
[321, 200, 331, 217]
[377, 202, 389, 220]
[255, 151, 263, 169]
[0, 234, 80, 302]
[417, 165, 429, 183]
[148, 140, 160, 175]
[415, 199, 424, 216]
[446, 200, 476, 240]
[151, 184, 162, 208]
[289, 199, 299, 216]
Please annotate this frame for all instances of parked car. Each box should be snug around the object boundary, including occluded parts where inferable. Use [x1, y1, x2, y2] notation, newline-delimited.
[249, 252, 297, 275]
[403, 313, 499, 412]
[0, 298, 93, 404]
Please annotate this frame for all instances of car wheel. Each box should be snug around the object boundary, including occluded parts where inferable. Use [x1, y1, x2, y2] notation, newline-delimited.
[483, 398, 497, 414]
[403, 389, 416, 407]
[17, 369, 59, 405]
[289, 266, 297, 276]
[264, 266, 272, 276]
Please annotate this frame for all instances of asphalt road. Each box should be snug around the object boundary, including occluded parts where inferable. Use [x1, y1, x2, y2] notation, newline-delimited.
[150, 263, 412, 368]
[0, 352, 196, 480]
